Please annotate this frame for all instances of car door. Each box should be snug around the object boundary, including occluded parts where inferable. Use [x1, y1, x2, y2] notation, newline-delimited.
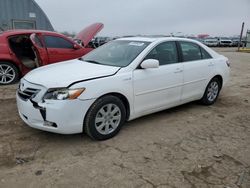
[30, 33, 48, 66]
[178, 41, 213, 101]
[42, 35, 83, 63]
[133, 41, 183, 116]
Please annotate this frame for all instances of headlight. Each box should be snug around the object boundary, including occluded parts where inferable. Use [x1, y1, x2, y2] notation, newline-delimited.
[43, 88, 85, 100]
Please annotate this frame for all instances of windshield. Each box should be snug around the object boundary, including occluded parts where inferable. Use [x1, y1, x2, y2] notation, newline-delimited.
[81, 40, 150, 67]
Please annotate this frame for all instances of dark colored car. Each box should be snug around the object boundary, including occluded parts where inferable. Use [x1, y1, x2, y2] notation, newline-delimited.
[0, 23, 103, 85]
[231, 37, 246, 47]
[92, 36, 112, 47]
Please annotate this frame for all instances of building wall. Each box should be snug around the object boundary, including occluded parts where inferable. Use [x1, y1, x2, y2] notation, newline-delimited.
[0, 0, 54, 31]
[246, 30, 250, 48]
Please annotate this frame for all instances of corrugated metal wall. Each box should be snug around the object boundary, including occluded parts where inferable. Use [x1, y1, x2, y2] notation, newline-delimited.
[0, 0, 54, 31]
[246, 30, 250, 48]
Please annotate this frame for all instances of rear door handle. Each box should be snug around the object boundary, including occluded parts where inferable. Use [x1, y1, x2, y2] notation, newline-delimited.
[208, 62, 215, 67]
[174, 68, 183, 73]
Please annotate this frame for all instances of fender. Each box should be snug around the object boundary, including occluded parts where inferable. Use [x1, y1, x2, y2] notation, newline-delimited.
[0, 57, 22, 71]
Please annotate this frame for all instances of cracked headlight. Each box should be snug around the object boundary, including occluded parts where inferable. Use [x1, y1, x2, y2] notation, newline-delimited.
[43, 88, 85, 100]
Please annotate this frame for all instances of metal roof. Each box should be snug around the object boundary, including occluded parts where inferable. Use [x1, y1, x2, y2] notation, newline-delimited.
[0, 0, 54, 31]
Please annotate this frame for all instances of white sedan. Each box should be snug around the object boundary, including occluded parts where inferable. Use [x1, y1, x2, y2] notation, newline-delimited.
[16, 37, 230, 140]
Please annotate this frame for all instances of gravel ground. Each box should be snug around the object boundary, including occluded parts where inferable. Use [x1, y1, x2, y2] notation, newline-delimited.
[0, 48, 249, 188]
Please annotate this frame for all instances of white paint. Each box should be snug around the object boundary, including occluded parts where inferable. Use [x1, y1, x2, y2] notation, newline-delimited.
[17, 37, 230, 134]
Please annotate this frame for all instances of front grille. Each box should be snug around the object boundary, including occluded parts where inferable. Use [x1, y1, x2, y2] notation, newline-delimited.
[221, 41, 231, 44]
[18, 88, 40, 100]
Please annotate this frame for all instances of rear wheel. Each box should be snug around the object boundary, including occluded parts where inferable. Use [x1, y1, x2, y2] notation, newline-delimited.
[84, 95, 126, 140]
[200, 77, 221, 105]
[0, 62, 19, 85]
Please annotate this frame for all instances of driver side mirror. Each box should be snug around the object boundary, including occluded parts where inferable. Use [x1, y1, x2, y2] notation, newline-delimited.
[73, 44, 81, 50]
[140, 59, 159, 69]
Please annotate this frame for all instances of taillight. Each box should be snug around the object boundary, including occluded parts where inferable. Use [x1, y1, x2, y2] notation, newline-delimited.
[226, 60, 230, 67]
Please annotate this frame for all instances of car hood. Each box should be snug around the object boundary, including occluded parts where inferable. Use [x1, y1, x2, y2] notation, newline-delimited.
[24, 59, 120, 88]
[75, 23, 104, 47]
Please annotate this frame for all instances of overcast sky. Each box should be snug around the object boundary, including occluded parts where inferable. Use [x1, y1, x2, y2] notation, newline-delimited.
[35, 0, 250, 37]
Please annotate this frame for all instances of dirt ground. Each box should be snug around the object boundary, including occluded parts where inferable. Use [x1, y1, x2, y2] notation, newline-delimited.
[0, 48, 249, 188]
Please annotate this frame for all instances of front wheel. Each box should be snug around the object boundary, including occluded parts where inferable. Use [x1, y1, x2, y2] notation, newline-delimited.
[200, 77, 221, 105]
[84, 95, 126, 140]
[0, 62, 19, 85]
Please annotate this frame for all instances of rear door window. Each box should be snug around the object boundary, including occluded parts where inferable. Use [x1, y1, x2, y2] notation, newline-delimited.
[200, 47, 212, 59]
[180, 41, 202, 62]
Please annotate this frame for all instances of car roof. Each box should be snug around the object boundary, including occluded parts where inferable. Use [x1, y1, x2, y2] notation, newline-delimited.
[117, 36, 202, 43]
[118, 37, 159, 42]
[0, 29, 60, 37]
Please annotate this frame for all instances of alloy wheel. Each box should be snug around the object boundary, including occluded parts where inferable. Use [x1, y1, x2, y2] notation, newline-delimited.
[0, 64, 16, 84]
[95, 103, 121, 135]
[207, 81, 219, 102]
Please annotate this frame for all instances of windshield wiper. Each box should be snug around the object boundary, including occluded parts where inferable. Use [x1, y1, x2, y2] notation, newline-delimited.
[82, 59, 102, 65]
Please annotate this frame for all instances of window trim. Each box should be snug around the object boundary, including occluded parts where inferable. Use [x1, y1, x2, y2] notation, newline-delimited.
[32, 34, 44, 48]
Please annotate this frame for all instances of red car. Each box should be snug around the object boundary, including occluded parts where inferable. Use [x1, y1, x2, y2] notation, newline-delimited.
[0, 23, 103, 85]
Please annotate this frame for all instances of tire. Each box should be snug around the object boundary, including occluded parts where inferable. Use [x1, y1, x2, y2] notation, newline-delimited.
[0, 62, 19, 85]
[84, 95, 126, 140]
[200, 77, 221, 105]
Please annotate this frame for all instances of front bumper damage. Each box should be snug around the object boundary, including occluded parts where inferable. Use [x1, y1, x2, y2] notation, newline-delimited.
[16, 79, 95, 134]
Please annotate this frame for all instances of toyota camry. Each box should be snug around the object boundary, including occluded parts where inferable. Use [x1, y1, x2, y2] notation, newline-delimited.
[16, 37, 230, 140]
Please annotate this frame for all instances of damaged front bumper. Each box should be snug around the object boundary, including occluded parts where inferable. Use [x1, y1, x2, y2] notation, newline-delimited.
[16, 92, 95, 134]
